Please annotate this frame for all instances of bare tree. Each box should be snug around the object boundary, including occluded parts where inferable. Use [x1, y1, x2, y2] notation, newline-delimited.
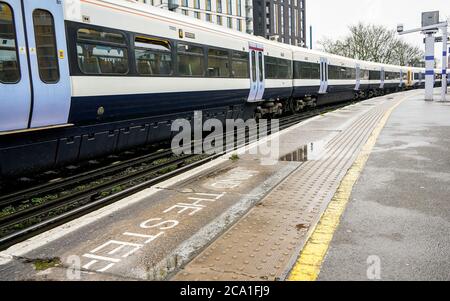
[320, 23, 424, 67]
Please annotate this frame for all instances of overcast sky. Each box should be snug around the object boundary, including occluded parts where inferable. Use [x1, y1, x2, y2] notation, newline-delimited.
[307, 0, 450, 66]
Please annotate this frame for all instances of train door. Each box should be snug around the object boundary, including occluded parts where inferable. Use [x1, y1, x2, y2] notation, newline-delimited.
[22, 0, 71, 128]
[399, 70, 403, 87]
[247, 43, 265, 102]
[255, 47, 265, 100]
[0, 0, 31, 131]
[355, 64, 361, 90]
[380, 68, 385, 89]
[319, 57, 328, 94]
[407, 70, 413, 86]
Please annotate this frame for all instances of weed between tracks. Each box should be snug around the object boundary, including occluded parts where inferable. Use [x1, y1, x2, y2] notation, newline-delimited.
[229, 154, 240, 161]
[30, 257, 62, 271]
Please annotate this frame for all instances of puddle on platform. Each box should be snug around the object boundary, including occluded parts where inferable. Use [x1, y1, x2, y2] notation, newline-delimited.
[280, 140, 326, 162]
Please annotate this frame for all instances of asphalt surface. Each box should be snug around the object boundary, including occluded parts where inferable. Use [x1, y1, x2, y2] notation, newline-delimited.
[319, 92, 450, 281]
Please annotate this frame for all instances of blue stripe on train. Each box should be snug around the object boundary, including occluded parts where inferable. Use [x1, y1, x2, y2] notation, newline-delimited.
[69, 82, 401, 125]
[263, 87, 293, 100]
[69, 89, 250, 124]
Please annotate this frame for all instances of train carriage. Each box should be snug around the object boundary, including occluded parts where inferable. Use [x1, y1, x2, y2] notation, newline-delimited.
[291, 48, 321, 108]
[319, 54, 357, 105]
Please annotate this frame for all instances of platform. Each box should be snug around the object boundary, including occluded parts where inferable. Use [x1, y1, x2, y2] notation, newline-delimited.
[317, 90, 450, 281]
[1, 89, 447, 281]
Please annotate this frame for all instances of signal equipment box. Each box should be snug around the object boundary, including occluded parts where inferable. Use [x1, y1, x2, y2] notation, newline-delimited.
[422, 11, 439, 27]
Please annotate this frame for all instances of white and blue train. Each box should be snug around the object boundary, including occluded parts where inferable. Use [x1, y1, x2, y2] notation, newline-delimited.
[0, 0, 440, 176]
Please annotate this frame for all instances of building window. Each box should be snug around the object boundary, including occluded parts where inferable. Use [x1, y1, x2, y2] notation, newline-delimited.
[0, 2, 20, 83]
[237, 19, 242, 31]
[182, 9, 188, 15]
[236, 0, 242, 16]
[207, 48, 229, 77]
[217, 15, 222, 25]
[194, 11, 201, 19]
[182, 0, 188, 7]
[33, 9, 60, 83]
[227, 17, 232, 28]
[206, 0, 212, 11]
[194, 0, 200, 9]
[274, 4, 278, 34]
[216, 0, 222, 13]
[226, 0, 232, 15]
[77, 28, 129, 75]
[206, 13, 212, 22]
[135, 36, 172, 76]
[177, 43, 204, 76]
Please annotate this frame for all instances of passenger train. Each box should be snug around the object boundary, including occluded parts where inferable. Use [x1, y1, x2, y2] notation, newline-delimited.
[0, 0, 442, 176]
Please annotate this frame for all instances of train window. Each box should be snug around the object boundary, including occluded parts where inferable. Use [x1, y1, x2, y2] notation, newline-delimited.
[77, 28, 129, 75]
[345, 67, 356, 79]
[265, 56, 278, 79]
[369, 70, 381, 80]
[294, 61, 320, 80]
[360, 69, 370, 80]
[265, 57, 291, 79]
[258, 52, 263, 81]
[414, 73, 419, 80]
[207, 48, 229, 77]
[251, 51, 256, 81]
[278, 58, 291, 79]
[0, 2, 20, 83]
[328, 65, 340, 80]
[231, 51, 248, 78]
[135, 36, 172, 76]
[293, 61, 300, 78]
[328, 65, 354, 80]
[311, 63, 320, 79]
[33, 9, 59, 83]
[385, 72, 394, 80]
[177, 43, 204, 76]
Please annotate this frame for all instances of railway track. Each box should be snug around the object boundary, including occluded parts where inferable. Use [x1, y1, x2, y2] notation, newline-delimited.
[0, 100, 357, 250]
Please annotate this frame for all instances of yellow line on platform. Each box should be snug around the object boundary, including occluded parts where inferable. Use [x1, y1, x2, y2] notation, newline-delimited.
[288, 95, 410, 281]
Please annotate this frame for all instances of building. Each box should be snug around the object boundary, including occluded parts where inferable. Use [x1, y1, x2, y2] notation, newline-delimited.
[135, 0, 249, 33]
[133, 0, 306, 46]
[252, 0, 306, 46]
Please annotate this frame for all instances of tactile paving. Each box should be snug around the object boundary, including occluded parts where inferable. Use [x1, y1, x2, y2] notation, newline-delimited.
[173, 98, 402, 281]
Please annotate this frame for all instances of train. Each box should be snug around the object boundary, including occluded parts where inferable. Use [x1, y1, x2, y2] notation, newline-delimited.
[0, 0, 444, 176]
